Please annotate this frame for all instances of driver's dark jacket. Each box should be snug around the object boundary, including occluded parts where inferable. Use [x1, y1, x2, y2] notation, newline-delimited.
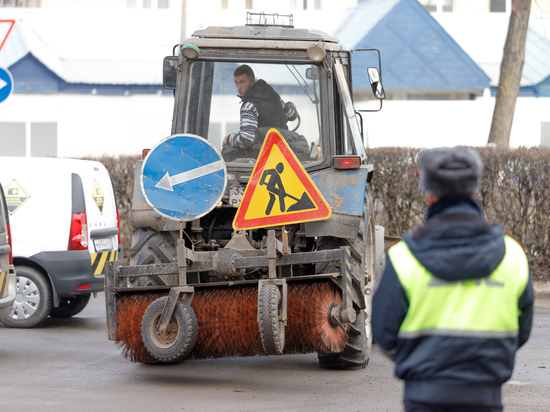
[227, 79, 296, 149]
[372, 197, 534, 407]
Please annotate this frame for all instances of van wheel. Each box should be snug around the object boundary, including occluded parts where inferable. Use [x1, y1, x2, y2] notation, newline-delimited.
[0, 266, 52, 328]
[49, 294, 91, 318]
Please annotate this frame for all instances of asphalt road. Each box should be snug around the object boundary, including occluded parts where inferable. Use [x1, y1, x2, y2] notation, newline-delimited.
[0, 293, 548, 412]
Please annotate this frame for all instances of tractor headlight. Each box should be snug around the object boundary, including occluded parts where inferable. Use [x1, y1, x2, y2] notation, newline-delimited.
[307, 43, 326, 62]
[181, 44, 201, 60]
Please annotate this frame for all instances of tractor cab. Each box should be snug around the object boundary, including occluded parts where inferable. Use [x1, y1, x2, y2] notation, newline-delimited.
[163, 13, 384, 181]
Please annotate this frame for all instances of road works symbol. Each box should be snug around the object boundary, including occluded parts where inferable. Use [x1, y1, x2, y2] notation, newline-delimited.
[140, 134, 227, 221]
[233, 128, 331, 230]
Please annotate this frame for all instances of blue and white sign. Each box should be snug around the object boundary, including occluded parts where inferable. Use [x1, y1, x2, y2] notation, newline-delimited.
[0, 67, 14, 104]
[140, 134, 227, 221]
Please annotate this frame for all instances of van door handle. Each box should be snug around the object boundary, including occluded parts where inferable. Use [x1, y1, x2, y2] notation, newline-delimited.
[0, 244, 10, 255]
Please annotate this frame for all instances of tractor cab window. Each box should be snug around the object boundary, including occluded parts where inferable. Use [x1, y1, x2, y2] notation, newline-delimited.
[185, 61, 322, 166]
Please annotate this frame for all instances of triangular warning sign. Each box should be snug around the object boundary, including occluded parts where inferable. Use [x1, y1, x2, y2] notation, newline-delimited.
[92, 180, 105, 214]
[233, 129, 331, 230]
[0, 20, 15, 54]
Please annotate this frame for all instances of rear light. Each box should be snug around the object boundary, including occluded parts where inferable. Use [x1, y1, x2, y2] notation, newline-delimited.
[68, 212, 88, 250]
[77, 285, 91, 290]
[6, 222, 12, 265]
[116, 209, 121, 245]
[332, 156, 361, 170]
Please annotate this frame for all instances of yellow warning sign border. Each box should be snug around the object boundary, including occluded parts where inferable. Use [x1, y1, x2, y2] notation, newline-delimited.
[3, 179, 30, 215]
[233, 129, 331, 230]
[92, 179, 105, 215]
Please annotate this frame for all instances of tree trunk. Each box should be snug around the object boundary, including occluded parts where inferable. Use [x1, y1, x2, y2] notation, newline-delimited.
[487, 0, 532, 147]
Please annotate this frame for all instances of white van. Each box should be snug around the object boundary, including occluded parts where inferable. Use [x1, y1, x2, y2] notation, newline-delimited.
[0, 157, 120, 328]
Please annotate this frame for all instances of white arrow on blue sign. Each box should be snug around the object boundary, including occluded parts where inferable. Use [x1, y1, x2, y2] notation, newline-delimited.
[140, 134, 227, 221]
[0, 67, 14, 104]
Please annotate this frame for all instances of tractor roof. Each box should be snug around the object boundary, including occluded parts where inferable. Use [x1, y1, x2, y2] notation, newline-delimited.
[192, 25, 339, 44]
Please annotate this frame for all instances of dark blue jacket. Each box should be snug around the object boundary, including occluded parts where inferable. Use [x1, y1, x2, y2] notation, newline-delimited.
[372, 196, 534, 406]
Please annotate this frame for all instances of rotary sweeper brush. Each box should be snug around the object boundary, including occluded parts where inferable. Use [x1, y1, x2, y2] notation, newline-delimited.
[105, 13, 387, 369]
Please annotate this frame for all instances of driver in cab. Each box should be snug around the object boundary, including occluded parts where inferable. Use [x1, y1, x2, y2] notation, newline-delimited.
[222, 64, 299, 161]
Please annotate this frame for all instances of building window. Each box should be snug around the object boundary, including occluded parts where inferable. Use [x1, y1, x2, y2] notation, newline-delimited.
[303, 0, 307, 10]
[221, 0, 228, 8]
[0, 122, 57, 157]
[0, 123, 25, 156]
[420, 0, 453, 12]
[314, 0, 320, 10]
[31, 123, 57, 158]
[490, 0, 506, 12]
[246, 0, 253, 9]
[127, 0, 169, 8]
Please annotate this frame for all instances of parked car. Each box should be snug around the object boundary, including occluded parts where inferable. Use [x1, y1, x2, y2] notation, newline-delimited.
[0, 182, 16, 318]
[0, 157, 120, 328]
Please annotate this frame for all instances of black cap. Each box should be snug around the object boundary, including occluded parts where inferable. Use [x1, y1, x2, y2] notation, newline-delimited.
[418, 148, 483, 198]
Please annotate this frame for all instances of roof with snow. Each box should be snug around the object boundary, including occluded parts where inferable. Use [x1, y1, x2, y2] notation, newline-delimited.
[434, 13, 550, 95]
[335, 0, 491, 94]
[0, 5, 549, 97]
[0, 9, 182, 94]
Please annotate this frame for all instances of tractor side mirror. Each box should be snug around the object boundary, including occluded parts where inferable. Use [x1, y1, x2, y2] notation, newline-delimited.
[163, 56, 179, 90]
[368, 67, 385, 100]
[306, 67, 319, 80]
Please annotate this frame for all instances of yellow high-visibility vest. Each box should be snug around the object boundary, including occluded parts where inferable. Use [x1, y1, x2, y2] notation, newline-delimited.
[388, 236, 529, 339]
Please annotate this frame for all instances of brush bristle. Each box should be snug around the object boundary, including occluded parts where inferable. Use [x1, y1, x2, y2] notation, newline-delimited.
[116, 293, 166, 363]
[115, 281, 349, 363]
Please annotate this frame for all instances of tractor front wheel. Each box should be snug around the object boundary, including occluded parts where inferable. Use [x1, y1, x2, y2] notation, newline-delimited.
[141, 296, 198, 363]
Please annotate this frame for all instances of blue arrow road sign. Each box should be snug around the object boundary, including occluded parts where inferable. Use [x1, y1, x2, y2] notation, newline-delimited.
[0, 67, 14, 104]
[140, 134, 227, 221]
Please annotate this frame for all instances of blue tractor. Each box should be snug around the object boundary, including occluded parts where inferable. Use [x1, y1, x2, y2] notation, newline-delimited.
[106, 13, 386, 369]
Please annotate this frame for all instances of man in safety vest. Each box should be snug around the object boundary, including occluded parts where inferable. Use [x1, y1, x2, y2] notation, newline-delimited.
[372, 148, 534, 412]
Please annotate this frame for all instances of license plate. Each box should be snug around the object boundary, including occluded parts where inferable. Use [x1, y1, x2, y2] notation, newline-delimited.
[93, 237, 113, 252]
[229, 183, 246, 207]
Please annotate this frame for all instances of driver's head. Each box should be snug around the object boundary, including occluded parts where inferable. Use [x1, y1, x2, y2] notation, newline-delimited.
[234, 65, 255, 97]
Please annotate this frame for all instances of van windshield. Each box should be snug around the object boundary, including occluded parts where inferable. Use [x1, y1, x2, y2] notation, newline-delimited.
[185, 61, 322, 166]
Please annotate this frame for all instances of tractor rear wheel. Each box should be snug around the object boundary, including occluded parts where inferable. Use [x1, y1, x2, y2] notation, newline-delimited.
[317, 187, 375, 369]
[129, 228, 177, 287]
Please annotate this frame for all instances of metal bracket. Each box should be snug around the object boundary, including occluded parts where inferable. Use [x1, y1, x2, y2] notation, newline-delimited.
[176, 238, 196, 286]
[267, 230, 286, 279]
[257, 278, 287, 326]
[158, 285, 195, 334]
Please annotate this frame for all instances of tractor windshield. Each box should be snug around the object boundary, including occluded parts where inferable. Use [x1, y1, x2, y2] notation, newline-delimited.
[184, 61, 323, 166]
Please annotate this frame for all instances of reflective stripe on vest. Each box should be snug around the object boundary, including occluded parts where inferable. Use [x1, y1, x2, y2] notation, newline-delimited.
[388, 236, 529, 339]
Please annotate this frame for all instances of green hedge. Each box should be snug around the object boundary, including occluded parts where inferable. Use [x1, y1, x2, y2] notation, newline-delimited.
[84, 146, 550, 280]
[366, 146, 550, 281]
